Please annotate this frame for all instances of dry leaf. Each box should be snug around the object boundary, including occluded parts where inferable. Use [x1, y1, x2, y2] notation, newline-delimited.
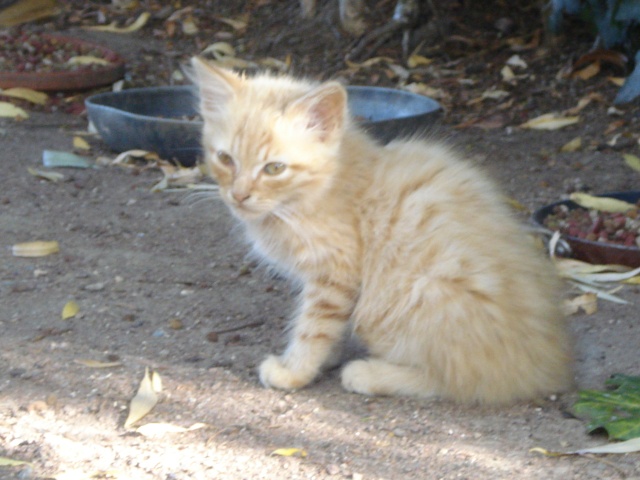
[150, 164, 204, 191]
[532, 437, 640, 457]
[520, 113, 580, 130]
[213, 15, 248, 31]
[623, 154, 640, 172]
[271, 448, 308, 458]
[181, 15, 199, 35]
[27, 166, 64, 182]
[569, 192, 635, 213]
[112, 149, 159, 165]
[0, 101, 28, 119]
[500, 65, 515, 81]
[345, 56, 394, 70]
[572, 61, 600, 80]
[67, 55, 110, 66]
[201, 42, 256, 69]
[124, 368, 160, 428]
[0, 0, 58, 27]
[402, 83, 446, 99]
[0, 457, 31, 467]
[62, 300, 79, 320]
[72, 136, 91, 151]
[0, 87, 48, 105]
[136, 422, 206, 437]
[608, 76, 626, 87]
[85, 11, 150, 33]
[564, 93, 602, 115]
[407, 53, 432, 68]
[574, 437, 640, 455]
[563, 293, 598, 315]
[506, 54, 527, 69]
[74, 359, 122, 368]
[560, 137, 582, 152]
[12, 240, 59, 257]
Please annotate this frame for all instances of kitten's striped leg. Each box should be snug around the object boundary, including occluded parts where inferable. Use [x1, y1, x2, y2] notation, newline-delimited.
[259, 277, 354, 390]
[341, 358, 436, 397]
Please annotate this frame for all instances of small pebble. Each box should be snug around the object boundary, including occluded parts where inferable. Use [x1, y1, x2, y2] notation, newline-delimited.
[326, 464, 340, 475]
[84, 282, 105, 291]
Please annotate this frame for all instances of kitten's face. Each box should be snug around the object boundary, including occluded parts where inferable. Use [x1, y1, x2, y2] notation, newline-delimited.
[191, 58, 347, 221]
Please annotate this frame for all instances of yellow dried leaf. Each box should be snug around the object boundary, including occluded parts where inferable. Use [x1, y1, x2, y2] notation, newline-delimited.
[560, 137, 582, 152]
[520, 113, 580, 130]
[73, 136, 91, 151]
[407, 53, 432, 68]
[0, 0, 58, 27]
[500, 65, 515, 81]
[481, 89, 510, 100]
[573, 61, 600, 80]
[569, 192, 635, 213]
[201, 41, 236, 59]
[181, 15, 198, 35]
[27, 166, 64, 182]
[608, 76, 626, 87]
[623, 154, 640, 172]
[12, 240, 59, 257]
[74, 359, 122, 368]
[151, 370, 162, 393]
[112, 149, 159, 165]
[0, 87, 48, 105]
[0, 101, 28, 119]
[403, 83, 446, 99]
[0, 457, 31, 466]
[214, 15, 248, 31]
[270, 448, 308, 458]
[345, 56, 394, 70]
[563, 293, 598, 315]
[67, 56, 110, 66]
[62, 300, 79, 320]
[85, 11, 150, 33]
[124, 368, 159, 428]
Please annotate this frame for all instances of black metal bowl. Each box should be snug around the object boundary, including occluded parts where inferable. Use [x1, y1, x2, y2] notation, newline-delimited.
[85, 85, 441, 166]
[532, 191, 640, 267]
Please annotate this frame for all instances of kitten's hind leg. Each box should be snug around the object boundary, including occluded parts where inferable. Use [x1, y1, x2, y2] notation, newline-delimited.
[341, 358, 436, 397]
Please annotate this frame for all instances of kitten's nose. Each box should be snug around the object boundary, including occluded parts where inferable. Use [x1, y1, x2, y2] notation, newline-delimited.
[232, 190, 251, 203]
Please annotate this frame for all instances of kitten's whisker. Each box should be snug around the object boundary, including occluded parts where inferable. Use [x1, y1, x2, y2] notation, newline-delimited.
[183, 189, 221, 207]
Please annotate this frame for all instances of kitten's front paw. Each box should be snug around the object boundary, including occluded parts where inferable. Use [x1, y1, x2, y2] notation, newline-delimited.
[341, 359, 376, 395]
[258, 355, 313, 391]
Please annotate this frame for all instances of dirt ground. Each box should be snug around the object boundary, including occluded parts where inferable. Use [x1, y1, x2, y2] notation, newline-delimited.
[2, 1, 640, 479]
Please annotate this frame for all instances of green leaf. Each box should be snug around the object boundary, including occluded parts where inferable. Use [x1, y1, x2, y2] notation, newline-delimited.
[573, 374, 640, 440]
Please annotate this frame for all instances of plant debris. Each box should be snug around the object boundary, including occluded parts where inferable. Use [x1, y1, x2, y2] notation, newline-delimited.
[0, 30, 119, 73]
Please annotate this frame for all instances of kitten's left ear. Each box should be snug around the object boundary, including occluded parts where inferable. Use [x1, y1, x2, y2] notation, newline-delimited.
[189, 56, 242, 119]
[288, 82, 347, 143]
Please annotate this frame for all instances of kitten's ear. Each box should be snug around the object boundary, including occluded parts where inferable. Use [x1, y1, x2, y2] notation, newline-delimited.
[287, 82, 347, 143]
[189, 56, 241, 118]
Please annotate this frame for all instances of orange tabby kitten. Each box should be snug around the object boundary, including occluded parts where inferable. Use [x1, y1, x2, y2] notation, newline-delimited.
[191, 57, 573, 404]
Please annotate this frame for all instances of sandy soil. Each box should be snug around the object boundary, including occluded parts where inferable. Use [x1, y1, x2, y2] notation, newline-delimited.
[2, 1, 640, 479]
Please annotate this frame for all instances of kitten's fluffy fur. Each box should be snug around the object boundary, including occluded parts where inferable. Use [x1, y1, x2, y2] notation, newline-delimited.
[191, 57, 573, 404]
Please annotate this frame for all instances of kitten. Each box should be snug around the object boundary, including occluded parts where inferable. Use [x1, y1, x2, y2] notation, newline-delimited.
[190, 57, 573, 404]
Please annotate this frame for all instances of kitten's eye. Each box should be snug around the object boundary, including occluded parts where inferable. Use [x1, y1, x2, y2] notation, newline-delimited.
[263, 162, 286, 176]
[216, 150, 235, 168]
